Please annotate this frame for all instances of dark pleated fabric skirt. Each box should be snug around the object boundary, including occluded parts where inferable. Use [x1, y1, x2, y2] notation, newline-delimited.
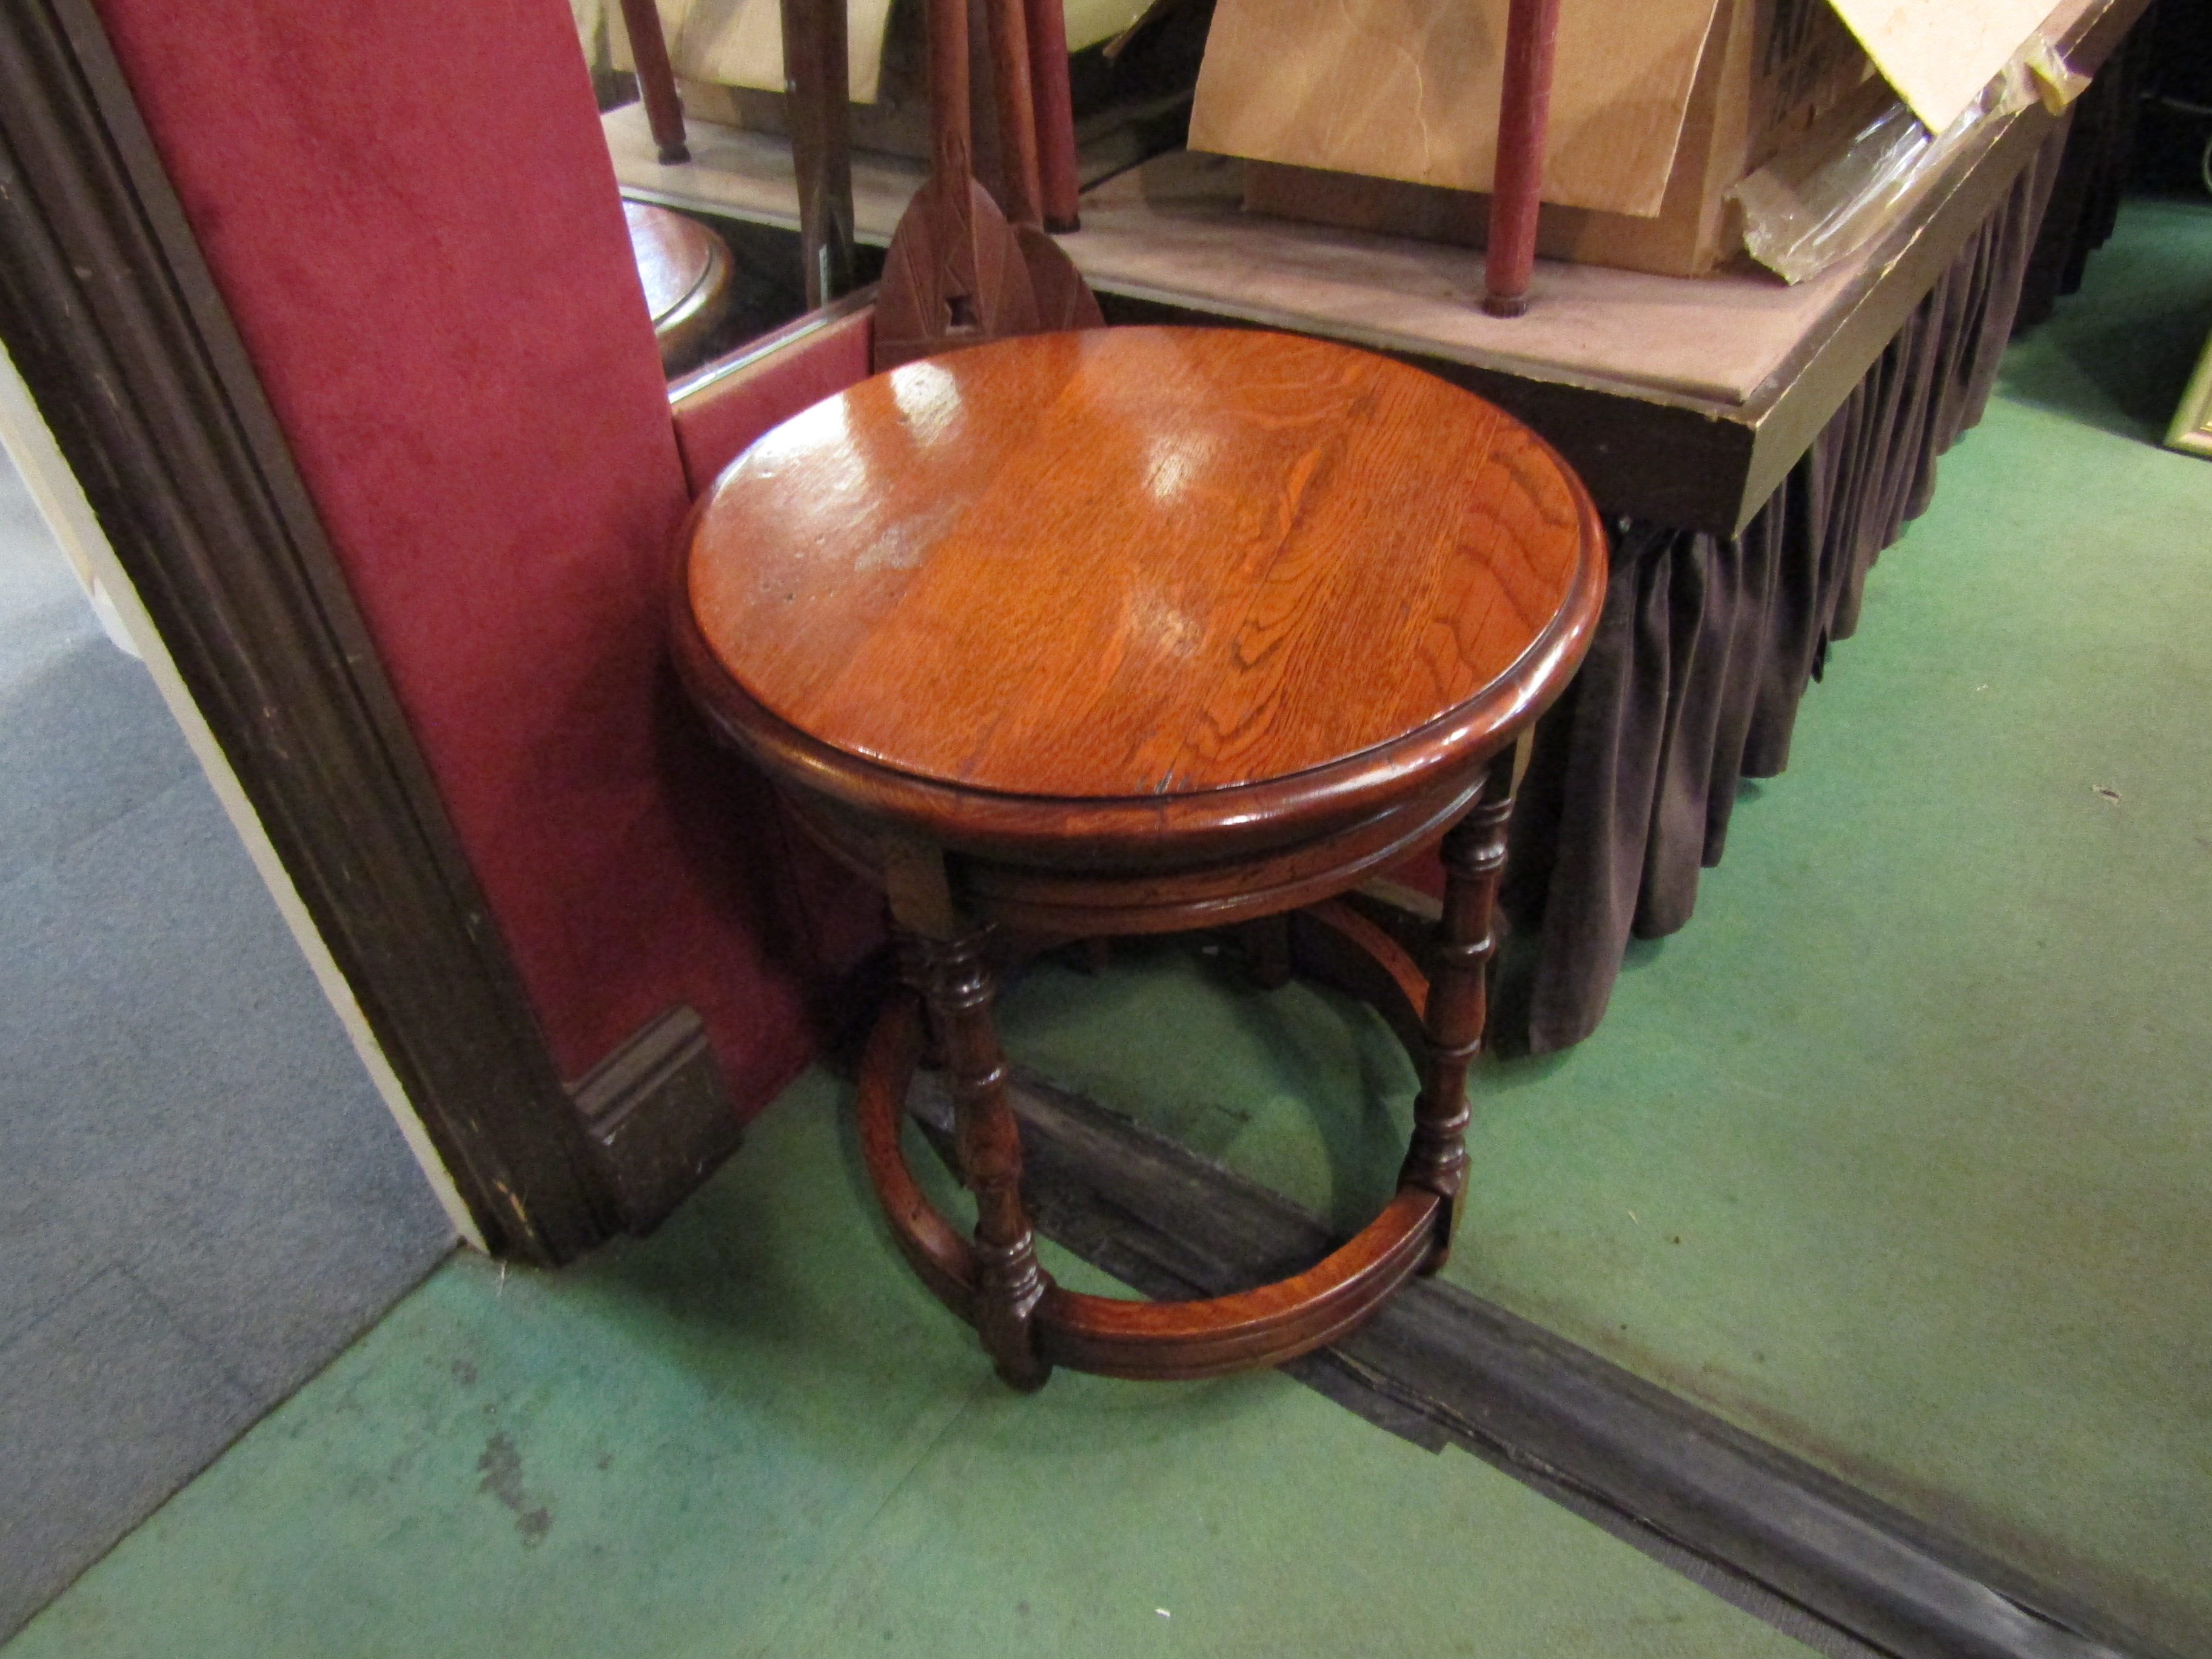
[1500, 119, 2076, 1054]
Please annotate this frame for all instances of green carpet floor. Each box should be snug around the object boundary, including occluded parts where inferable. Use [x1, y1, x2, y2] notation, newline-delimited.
[12, 197, 2208, 1657]
[966, 195, 2212, 1654]
[1450, 196, 2212, 1652]
[7, 1075, 1812, 1659]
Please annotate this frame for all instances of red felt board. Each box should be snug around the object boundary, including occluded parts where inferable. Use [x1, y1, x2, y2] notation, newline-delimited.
[90, 0, 840, 1105]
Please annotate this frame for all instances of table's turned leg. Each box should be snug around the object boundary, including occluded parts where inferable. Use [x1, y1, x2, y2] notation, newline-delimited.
[885, 844, 1051, 1391]
[1401, 743, 1519, 1272]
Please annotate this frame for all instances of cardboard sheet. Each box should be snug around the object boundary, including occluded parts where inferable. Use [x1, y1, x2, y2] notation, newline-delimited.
[623, 0, 897, 104]
[1826, 0, 2060, 133]
[1188, 0, 1727, 219]
[616, 0, 1150, 105]
[1066, 0, 1159, 52]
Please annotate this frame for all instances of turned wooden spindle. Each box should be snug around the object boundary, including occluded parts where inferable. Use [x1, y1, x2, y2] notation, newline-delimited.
[985, 0, 1044, 227]
[916, 930, 1051, 1390]
[978, 0, 1101, 329]
[617, 0, 692, 164]
[781, 0, 857, 305]
[1482, 0, 1561, 317]
[1401, 744, 1519, 1268]
[1022, 0, 1081, 231]
[885, 843, 1051, 1390]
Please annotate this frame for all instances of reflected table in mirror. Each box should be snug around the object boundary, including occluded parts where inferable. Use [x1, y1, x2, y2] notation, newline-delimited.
[626, 201, 733, 375]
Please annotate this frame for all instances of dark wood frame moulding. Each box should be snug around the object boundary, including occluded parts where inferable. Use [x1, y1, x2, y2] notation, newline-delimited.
[0, 0, 618, 1263]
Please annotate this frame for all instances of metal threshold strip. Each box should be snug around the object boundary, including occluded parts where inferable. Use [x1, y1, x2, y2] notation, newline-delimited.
[905, 1067, 2180, 1659]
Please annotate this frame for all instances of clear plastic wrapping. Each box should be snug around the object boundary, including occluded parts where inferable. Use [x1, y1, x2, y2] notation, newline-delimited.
[1732, 33, 2090, 285]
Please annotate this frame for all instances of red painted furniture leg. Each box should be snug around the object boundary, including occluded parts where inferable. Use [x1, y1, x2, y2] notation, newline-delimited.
[618, 0, 692, 164]
[1483, 0, 1561, 317]
[1023, 0, 1081, 231]
[985, 0, 1044, 227]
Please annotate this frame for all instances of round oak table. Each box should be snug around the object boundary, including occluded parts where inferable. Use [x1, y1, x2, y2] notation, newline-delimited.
[675, 327, 1605, 1390]
[626, 201, 731, 375]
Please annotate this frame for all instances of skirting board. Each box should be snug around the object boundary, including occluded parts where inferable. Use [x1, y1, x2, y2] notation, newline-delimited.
[903, 1065, 2180, 1659]
[570, 1005, 741, 1236]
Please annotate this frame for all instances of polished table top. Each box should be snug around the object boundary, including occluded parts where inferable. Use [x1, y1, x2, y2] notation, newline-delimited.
[683, 327, 1596, 808]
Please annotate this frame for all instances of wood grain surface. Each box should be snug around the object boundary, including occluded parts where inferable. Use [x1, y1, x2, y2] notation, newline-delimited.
[688, 327, 1590, 802]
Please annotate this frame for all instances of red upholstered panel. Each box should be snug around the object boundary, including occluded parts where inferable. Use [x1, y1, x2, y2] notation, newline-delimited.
[92, 0, 834, 1105]
[671, 305, 877, 495]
